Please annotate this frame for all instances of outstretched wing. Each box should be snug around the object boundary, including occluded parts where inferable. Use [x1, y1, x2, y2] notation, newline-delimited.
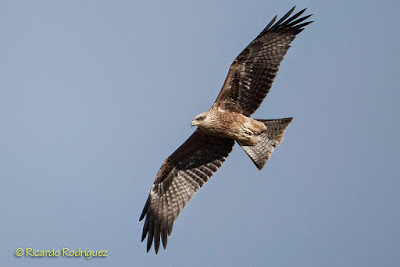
[214, 7, 313, 116]
[139, 129, 234, 253]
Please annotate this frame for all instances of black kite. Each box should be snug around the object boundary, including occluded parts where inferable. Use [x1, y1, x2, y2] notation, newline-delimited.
[140, 7, 313, 253]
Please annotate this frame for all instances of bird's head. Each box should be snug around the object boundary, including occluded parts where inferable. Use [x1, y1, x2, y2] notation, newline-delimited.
[191, 111, 210, 127]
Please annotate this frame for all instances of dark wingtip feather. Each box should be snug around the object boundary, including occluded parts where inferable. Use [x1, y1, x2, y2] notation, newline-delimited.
[264, 15, 277, 31]
[295, 21, 314, 30]
[146, 219, 154, 252]
[141, 214, 149, 242]
[284, 8, 306, 25]
[139, 210, 146, 221]
[139, 196, 150, 221]
[256, 7, 313, 41]
[161, 229, 168, 249]
[146, 235, 153, 252]
[274, 6, 296, 26]
[287, 14, 312, 27]
[154, 222, 161, 254]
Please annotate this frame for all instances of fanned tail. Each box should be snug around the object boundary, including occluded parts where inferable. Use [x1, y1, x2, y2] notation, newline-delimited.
[238, 117, 293, 170]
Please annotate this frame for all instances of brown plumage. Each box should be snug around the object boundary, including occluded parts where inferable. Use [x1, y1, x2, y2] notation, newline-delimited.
[140, 6, 313, 253]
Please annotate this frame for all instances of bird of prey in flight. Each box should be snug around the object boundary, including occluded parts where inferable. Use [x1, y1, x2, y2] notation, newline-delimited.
[140, 6, 313, 253]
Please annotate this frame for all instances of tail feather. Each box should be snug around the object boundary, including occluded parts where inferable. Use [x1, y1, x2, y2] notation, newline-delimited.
[238, 117, 293, 170]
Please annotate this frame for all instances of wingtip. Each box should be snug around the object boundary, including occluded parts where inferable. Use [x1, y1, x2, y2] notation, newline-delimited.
[298, 8, 308, 17]
[265, 15, 277, 31]
[146, 239, 153, 253]
[297, 21, 314, 29]
[139, 196, 150, 221]
[139, 208, 145, 221]
[161, 229, 168, 250]
[141, 233, 146, 242]
[288, 6, 296, 15]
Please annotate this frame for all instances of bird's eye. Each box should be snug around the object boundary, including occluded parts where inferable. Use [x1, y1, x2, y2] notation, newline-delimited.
[196, 117, 203, 121]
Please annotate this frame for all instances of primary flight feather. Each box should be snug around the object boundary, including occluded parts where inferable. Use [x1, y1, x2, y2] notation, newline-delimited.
[140, 6, 313, 253]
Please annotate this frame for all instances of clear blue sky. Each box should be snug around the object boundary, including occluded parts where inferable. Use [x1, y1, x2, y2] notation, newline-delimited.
[1, 1, 399, 266]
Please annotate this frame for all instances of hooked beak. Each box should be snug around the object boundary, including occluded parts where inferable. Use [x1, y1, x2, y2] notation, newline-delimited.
[191, 121, 196, 127]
